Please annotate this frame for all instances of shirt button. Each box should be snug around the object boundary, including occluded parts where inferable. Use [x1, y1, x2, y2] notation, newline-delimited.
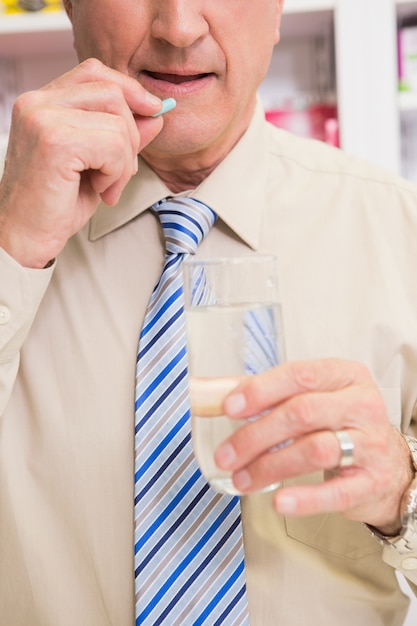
[0, 305, 11, 325]
[402, 557, 417, 571]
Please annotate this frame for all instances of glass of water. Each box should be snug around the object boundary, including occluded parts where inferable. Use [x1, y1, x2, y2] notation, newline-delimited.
[182, 255, 285, 495]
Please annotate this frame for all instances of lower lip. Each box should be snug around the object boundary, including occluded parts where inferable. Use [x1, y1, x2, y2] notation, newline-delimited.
[140, 73, 215, 98]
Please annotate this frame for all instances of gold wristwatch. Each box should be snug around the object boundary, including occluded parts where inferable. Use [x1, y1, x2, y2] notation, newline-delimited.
[367, 435, 417, 556]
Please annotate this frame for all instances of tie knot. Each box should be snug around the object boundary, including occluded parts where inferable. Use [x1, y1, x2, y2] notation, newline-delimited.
[152, 197, 217, 256]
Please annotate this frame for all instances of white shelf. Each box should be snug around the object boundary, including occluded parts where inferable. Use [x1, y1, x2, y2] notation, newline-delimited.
[0, 10, 69, 33]
[0, 10, 72, 56]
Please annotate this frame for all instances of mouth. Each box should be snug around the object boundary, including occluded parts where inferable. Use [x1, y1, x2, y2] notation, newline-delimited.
[139, 69, 216, 98]
[143, 71, 213, 85]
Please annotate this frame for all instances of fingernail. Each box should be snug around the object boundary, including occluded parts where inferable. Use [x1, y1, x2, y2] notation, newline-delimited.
[234, 470, 252, 491]
[146, 91, 162, 106]
[224, 392, 247, 415]
[215, 443, 236, 469]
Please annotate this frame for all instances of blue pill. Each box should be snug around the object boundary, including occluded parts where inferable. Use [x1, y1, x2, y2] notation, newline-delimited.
[152, 97, 177, 117]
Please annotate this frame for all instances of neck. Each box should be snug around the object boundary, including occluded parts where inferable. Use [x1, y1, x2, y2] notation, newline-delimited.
[143, 153, 224, 193]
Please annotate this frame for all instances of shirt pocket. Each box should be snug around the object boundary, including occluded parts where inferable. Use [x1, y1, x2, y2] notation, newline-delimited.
[284, 506, 381, 559]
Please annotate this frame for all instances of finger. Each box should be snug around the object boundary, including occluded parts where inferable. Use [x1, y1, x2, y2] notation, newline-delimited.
[23, 82, 142, 158]
[223, 359, 373, 419]
[272, 473, 372, 518]
[89, 116, 164, 205]
[28, 120, 133, 214]
[133, 115, 164, 151]
[78, 136, 134, 205]
[31, 103, 142, 197]
[41, 58, 162, 117]
[229, 429, 359, 494]
[217, 383, 382, 473]
[43, 81, 164, 159]
[61, 116, 133, 170]
[189, 377, 242, 417]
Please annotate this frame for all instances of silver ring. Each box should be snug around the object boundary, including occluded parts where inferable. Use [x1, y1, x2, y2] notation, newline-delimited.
[334, 430, 355, 468]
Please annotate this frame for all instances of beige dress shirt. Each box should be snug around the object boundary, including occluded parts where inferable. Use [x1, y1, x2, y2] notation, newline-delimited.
[2, 102, 417, 625]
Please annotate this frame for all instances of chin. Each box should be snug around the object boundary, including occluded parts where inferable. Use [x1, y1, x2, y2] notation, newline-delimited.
[147, 118, 218, 158]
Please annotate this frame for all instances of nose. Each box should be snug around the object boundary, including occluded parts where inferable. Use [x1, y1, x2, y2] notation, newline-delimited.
[150, 0, 209, 48]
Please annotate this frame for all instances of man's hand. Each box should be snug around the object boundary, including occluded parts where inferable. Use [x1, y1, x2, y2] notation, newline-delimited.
[0, 58, 164, 269]
[215, 358, 414, 532]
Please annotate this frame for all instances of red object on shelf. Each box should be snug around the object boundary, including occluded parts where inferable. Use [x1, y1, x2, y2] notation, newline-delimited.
[265, 103, 339, 147]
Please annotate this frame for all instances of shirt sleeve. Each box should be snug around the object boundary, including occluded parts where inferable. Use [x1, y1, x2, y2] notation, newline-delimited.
[0, 247, 54, 415]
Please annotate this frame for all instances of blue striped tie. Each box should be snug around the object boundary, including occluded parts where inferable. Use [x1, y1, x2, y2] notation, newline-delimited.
[134, 197, 250, 625]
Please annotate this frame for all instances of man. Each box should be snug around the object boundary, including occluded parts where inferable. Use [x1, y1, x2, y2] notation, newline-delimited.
[0, 0, 417, 624]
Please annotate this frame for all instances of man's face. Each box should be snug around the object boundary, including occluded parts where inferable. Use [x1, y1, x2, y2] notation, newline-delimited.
[65, 0, 283, 163]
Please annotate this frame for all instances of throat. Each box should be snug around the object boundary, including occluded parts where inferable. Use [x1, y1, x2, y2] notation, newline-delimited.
[142, 155, 220, 194]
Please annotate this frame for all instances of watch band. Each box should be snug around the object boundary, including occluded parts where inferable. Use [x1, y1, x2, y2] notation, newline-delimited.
[404, 435, 417, 472]
[367, 435, 417, 554]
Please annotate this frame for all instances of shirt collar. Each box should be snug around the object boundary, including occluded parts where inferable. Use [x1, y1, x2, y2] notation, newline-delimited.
[89, 99, 269, 250]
